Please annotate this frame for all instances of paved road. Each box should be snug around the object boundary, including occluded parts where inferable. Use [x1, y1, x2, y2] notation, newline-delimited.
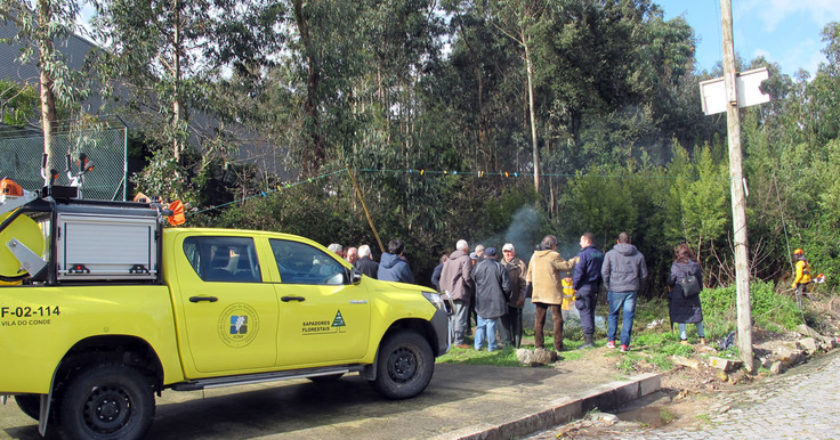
[0, 361, 656, 440]
[546, 349, 840, 440]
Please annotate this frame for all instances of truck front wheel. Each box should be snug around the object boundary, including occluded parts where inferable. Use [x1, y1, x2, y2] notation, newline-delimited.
[58, 364, 155, 440]
[370, 330, 434, 399]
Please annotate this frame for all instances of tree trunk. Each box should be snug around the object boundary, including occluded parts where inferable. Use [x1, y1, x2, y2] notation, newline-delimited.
[292, 0, 324, 176]
[523, 34, 539, 194]
[172, 0, 181, 162]
[37, 0, 57, 161]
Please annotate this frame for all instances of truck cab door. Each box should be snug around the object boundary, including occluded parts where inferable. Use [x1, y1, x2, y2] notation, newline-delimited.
[174, 235, 278, 375]
[268, 239, 371, 367]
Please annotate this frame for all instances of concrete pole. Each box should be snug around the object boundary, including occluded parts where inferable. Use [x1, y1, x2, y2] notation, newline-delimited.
[720, 0, 753, 371]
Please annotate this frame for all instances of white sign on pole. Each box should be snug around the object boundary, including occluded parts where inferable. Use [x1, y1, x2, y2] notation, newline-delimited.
[699, 67, 771, 115]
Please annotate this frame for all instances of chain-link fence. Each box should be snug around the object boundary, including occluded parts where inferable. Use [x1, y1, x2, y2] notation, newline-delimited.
[0, 124, 127, 201]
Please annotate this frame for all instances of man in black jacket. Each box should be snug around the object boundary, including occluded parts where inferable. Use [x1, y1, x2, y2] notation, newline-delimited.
[574, 232, 604, 348]
[354, 245, 379, 279]
[601, 232, 647, 352]
[470, 248, 511, 351]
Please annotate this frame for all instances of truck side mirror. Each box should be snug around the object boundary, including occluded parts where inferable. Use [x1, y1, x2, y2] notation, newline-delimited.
[349, 268, 363, 285]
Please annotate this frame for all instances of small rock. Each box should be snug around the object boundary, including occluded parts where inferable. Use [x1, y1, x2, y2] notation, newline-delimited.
[727, 370, 748, 384]
[516, 349, 535, 366]
[532, 348, 558, 365]
[715, 370, 729, 382]
[770, 360, 784, 375]
[591, 412, 619, 425]
[718, 405, 731, 414]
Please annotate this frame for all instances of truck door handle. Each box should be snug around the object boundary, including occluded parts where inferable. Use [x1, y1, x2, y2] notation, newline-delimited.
[281, 296, 306, 302]
[189, 296, 218, 303]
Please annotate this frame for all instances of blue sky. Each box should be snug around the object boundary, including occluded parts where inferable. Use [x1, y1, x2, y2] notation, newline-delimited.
[657, 0, 840, 77]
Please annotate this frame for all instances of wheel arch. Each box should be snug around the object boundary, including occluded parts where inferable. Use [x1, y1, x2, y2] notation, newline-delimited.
[380, 318, 441, 356]
[55, 335, 165, 394]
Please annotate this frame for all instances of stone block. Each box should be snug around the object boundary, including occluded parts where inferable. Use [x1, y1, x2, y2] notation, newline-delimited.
[672, 355, 701, 370]
[774, 348, 804, 367]
[613, 381, 640, 403]
[638, 374, 661, 397]
[796, 323, 818, 336]
[770, 360, 785, 375]
[708, 356, 743, 372]
[758, 356, 773, 369]
[797, 337, 819, 355]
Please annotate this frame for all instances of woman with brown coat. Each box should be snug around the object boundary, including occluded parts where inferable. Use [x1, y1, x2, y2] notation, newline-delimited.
[526, 235, 577, 351]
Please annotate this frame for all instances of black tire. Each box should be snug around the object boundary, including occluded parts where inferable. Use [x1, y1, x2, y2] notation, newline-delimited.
[14, 394, 41, 421]
[308, 373, 344, 383]
[57, 364, 155, 440]
[370, 330, 434, 399]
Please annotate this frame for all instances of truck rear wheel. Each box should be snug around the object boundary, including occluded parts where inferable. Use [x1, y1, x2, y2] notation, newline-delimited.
[58, 364, 155, 440]
[370, 330, 434, 399]
[14, 395, 40, 421]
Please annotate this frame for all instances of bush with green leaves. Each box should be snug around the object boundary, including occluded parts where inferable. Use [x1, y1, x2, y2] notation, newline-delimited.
[700, 280, 803, 339]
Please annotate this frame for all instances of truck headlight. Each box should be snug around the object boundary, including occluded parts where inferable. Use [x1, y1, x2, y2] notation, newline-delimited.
[422, 291, 452, 315]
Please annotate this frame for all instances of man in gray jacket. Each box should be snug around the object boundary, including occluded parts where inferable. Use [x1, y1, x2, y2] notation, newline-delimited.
[601, 232, 647, 352]
[440, 239, 474, 348]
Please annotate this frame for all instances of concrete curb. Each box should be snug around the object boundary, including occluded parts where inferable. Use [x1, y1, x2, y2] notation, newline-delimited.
[432, 373, 661, 440]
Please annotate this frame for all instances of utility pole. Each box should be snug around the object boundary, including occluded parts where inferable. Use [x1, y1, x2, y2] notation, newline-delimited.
[720, 0, 753, 372]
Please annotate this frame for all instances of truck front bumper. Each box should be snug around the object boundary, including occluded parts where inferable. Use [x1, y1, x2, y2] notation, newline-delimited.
[430, 308, 451, 355]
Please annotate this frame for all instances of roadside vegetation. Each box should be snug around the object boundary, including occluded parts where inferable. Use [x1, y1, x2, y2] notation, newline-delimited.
[438, 280, 822, 371]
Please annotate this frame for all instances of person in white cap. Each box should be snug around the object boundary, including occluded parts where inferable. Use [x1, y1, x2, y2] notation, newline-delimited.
[500, 243, 527, 348]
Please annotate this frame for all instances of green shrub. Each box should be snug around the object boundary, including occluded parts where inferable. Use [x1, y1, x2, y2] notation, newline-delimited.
[700, 280, 803, 339]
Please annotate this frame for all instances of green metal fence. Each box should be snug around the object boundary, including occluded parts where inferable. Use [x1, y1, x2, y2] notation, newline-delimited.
[0, 125, 127, 201]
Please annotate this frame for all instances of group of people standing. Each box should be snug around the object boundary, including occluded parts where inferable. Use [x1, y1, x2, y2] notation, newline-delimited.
[331, 233, 710, 352]
[432, 232, 707, 352]
[327, 240, 415, 283]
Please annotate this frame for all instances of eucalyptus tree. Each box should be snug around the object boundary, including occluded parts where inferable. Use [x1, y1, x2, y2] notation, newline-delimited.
[0, 0, 82, 159]
[91, 0, 283, 196]
[485, 0, 546, 193]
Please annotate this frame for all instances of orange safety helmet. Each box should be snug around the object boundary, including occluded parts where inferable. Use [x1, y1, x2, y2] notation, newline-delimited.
[793, 248, 804, 255]
[0, 178, 23, 197]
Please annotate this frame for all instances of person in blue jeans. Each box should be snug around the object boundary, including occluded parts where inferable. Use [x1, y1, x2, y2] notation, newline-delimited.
[471, 248, 511, 351]
[601, 232, 648, 352]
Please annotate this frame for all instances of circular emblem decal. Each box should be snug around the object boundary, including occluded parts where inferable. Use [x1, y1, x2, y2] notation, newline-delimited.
[218, 303, 259, 348]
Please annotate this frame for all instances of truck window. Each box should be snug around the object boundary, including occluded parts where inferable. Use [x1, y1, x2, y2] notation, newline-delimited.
[269, 239, 346, 285]
[183, 236, 261, 283]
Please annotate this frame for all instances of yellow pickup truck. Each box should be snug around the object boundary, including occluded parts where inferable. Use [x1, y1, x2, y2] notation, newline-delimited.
[0, 186, 450, 440]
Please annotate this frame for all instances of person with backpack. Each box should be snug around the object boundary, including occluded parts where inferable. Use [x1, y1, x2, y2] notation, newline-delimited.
[667, 243, 706, 345]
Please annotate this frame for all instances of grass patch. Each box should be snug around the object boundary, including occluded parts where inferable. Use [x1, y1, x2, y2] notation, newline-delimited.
[616, 352, 643, 374]
[695, 413, 713, 425]
[437, 344, 523, 367]
[700, 280, 804, 339]
[659, 408, 677, 424]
